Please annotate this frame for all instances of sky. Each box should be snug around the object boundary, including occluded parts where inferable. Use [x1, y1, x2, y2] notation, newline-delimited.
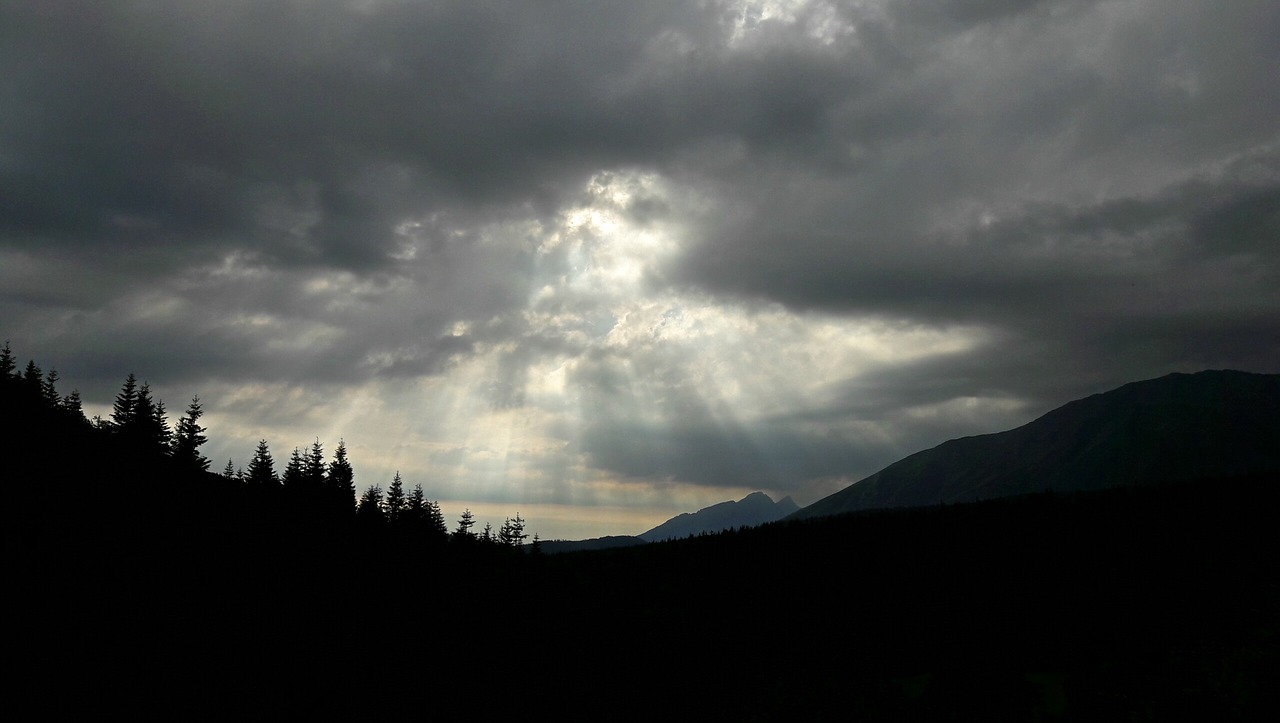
[3, 0, 1278, 541]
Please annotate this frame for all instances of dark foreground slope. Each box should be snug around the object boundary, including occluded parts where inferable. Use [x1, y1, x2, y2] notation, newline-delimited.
[6, 374, 1278, 720]
[518, 475, 1280, 720]
[794, 370, 1280, 520]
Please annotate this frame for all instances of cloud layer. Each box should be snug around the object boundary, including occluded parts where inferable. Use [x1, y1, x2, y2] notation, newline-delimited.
[4, 1, 1278, 537]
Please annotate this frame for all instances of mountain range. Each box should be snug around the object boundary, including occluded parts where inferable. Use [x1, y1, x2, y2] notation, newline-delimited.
[791, 369, 1280, 520]
[547, 369, 1279, 546]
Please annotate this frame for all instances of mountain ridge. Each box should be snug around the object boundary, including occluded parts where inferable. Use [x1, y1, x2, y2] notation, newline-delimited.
[791, 369, 1280, 520]
[638, 491, 799, 542]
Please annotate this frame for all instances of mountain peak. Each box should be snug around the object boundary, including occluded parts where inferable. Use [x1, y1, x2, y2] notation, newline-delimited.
[640, 491, 797, 542]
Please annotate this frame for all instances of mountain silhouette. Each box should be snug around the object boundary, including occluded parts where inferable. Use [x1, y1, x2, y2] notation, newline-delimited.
[639, 491, 799, 541]
[536, 492, 800, 551]
[793, 369, 1280, 520]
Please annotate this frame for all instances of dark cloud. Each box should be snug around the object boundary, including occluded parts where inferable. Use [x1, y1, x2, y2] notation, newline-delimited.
[688, 146, 1280, 309]
[1, 2, 724, 250]
[3, 1, 1278, 522]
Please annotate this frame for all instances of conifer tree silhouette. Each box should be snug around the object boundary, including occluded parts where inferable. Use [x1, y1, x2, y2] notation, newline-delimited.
[406, 483, 429, 528]
[172, 396, 210, 472]
[356, 484, 385, 524]
[124, 383, 171, 456]
[455, 509, 476, 539]
[61, 389, 87, 424]
[40, 368, 60, 408]
[305, 439, 325, 490]
[246, 440, 279, 486]
[152, 398, 171, 452]
[111, 373, 139, 430]
[134, 383, 156, 431]
[283, 447, 306, 488]
[384, 472, 406, 525]
[22, 360, 42, 397]
[499, 514, 527, 548]
[428, 500, 448, 542]
[328, 440, 355, 510]
[0, 341, 15, 380]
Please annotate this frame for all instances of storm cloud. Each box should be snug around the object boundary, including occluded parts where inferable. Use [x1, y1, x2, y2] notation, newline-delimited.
[3, 1, 1278, 538]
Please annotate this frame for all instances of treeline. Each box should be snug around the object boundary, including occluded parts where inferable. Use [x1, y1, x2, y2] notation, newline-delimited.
[2, 342, 214, 472]
[0, 341, 537, 552]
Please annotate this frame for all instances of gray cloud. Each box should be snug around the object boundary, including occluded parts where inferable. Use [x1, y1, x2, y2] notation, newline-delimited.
[3, 1, 1278, 524]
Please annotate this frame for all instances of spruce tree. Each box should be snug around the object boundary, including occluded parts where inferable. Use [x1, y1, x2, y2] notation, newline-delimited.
[513, 513, 528, 546]
[406, 483, 428, 528]
[222, 458, 236, 480]
[61, 389, 87, 424]
[111, 373, 139, 432]
[498, 513, 527, 548]
[282, 447, 305, 487]
[171, 396, 210, 472]
[246, 440, 278, 486]
[305, 439, 325, 490]
[328, 439, 355, 509]
[136, 388, 156, 437]
[455, 509, 476, 539]
[384, 472, 406, 524]
[428, 500, 448, 541]
[0, 341, 15, 380]
[41, 368, 61, 408]
[152, 397, 172, 452]
[356, 484, 385, 524]
[128, 383, 170, 455]
[22, 360, 43, 397]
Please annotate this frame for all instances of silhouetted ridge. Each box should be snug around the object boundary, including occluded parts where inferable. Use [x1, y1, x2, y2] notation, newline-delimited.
[639, 491, 799, 541]
[792, 369, 1280, 520]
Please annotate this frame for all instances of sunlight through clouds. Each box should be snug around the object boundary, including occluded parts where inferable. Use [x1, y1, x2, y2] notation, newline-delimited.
[726, 0, 859, 47]
[338, 168, 1001, 536]
[10, 1, 1276, 541]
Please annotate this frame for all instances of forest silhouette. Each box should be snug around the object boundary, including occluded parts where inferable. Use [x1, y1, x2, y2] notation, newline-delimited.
[3, 342, 1276, 719]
